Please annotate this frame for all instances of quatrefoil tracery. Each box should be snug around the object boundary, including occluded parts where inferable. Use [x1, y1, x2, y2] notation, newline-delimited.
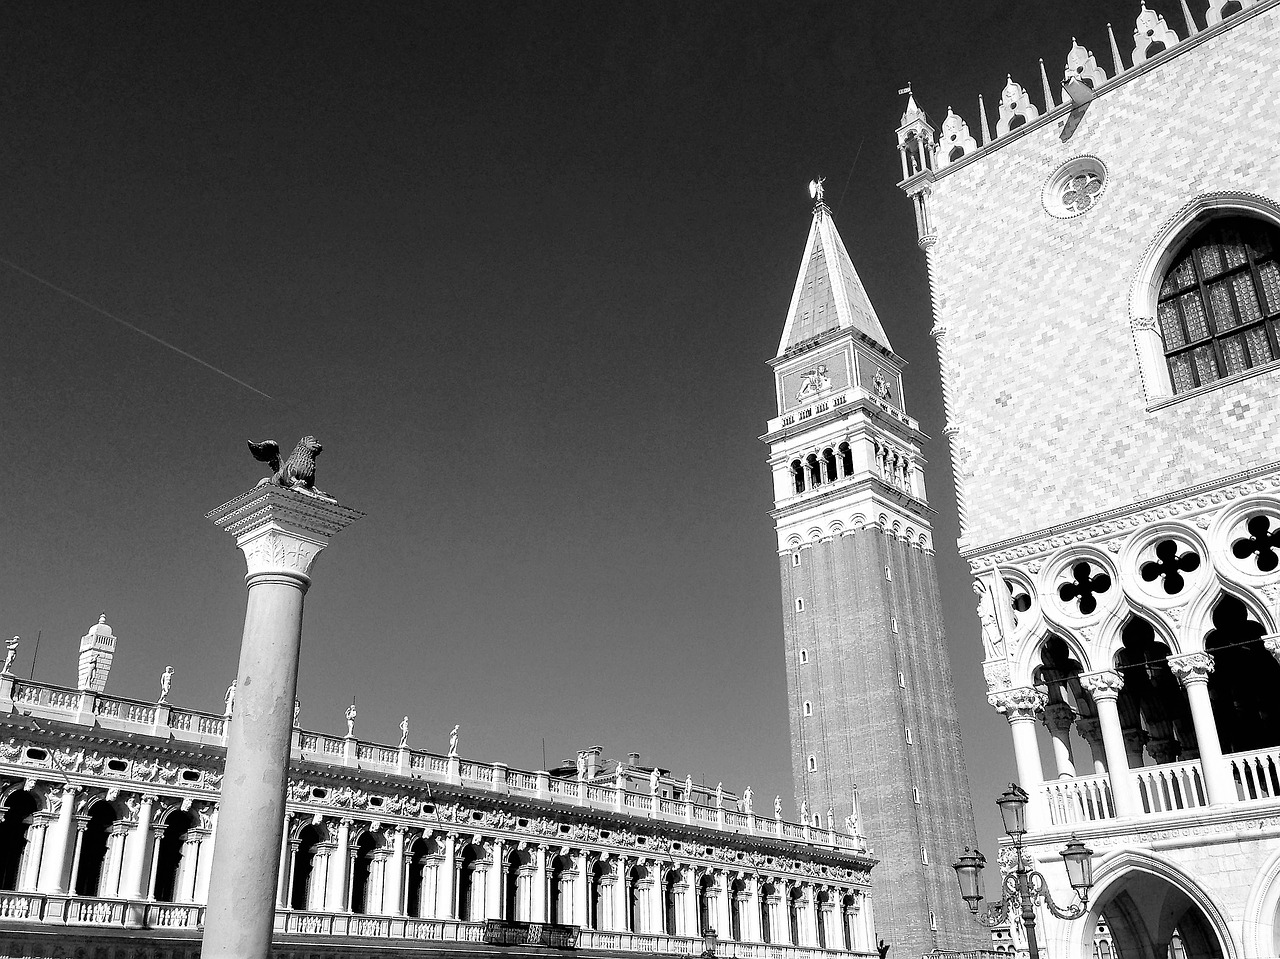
[1233, 515, 1280, 573]
[1140, 539, 1201, 595]
[1057, 561, 1112, 615]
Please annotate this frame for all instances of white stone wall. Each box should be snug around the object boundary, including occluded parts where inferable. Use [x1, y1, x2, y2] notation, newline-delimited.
[924, 5, 1280, 552]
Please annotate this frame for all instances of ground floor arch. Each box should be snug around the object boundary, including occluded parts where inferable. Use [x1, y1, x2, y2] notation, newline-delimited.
[1066, 852, 1235, 959]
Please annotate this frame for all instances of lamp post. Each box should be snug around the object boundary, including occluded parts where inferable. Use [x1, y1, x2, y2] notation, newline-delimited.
[952, 784, 1094, 959]
[701, 927, 718, 957]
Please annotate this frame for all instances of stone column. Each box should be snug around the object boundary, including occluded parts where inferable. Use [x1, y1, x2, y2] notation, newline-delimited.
[38, 785, 78, 893]
[487, 838, 505, 919]
[385, 827, 406, 916]
[66, 820, 88, 895]
[203, 486, 361, 959]
[21, 817, 49, 892]
[532, 845, 548, 922]
[195, 811, 217, 903]
[106, 822, 131, 896]
[121, 794, 156, 925]
[1075, 717, 1108, 775]
[328, 818, 352, 911]
[574, 849, 589, 927]
[988, 687, 1049, 829]
[1168, 652, 1235, 806]
[276, 814, 293, 908]
[612, 856, 628, 931]
[440, 833, 456, 918]
[1043, 702, 1077, 778]
[146, 826, 165, 900]
[715, 872, 732, 941]
[1081, 671, 1141, 817]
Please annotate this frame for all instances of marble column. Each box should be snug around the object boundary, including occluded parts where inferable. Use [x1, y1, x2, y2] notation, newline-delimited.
[276, 815, 293, 908]
[329, 819, 353, 911]
[1075, 717, 1108, 775]
[21, 817, 49, 892]
[202, 486, 361, 959]
[1081, 670, 1141, 817]
[385, 827, 405, 916]
[441, 833, 456, 918]
[1043, 701, 1077, 777]
[38, 785, 79, 893]
[532, 845, 548, 922]
[612, 856, 628, 931]
[195, 812, 217, 903]
[122, 795, 156, 926]
[574, 850, 589, 927]
[1168, 652, 1235, 805]
[988, 686, 1049, 828]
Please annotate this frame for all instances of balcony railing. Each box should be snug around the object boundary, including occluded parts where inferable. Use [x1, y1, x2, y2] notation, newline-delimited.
[1134, 758, 1208, 815]
[1041, 745, 1280, 827]
[0, 893, 873, 959]
[2, 676, 864, 854]
[1043, 773, 1114, 825]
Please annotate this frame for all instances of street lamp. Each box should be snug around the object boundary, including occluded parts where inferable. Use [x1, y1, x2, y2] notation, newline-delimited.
[952, 784, 1094, 959]
[701, 926, 718, 957]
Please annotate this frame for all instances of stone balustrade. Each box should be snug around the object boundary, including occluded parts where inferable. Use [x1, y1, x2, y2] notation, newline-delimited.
[0, 892, 876, 958]
[0, 675, 862, 852]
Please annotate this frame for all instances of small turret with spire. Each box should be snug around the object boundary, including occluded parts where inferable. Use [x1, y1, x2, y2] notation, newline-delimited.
[78, 612, 116, 692]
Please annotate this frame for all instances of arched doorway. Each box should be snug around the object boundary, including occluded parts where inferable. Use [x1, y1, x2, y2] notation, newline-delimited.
[663, 868, 680, 935]
[350, 830, 384, 914]
[456, 844, 484, 921]
[290, 824, 324, 910]
[730, 878, 746, 941]
[153, 810, 196, 902]
[506, 848, 533, 921]
[549, 854, 573, 925]
[406, 835, 440, 918]
[75, 802, 119, 896]
[1083, 856, 1230, 959]
[759, 882, 775, 944]
[698, 874, 715, 937]
[0, 790, 39, 890]
[626, 864, 647, 932]
[588, 860, 611, 929]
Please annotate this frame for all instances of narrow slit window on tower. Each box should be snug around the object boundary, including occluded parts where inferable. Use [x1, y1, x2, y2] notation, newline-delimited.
[930, 911, 938, 932]
[897, 671, 906, 688]
[912, 787, 921, 804]
[792, 553, 801, 567]
[807, 756, 817, 772]
[891, 617, 898, 633]
[796, 597, 805, 612]
[921, 846, 929, 865]
[802, 701, 812, 717]
[885, 565, 892, 581]
[799, 649, 809, 664]
[905, 727, 913, 745]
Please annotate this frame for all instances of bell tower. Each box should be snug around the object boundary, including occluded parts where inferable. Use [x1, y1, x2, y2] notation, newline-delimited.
[761, 184, 983, 956]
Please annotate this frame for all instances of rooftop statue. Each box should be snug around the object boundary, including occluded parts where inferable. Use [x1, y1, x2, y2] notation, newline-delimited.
[2, 636, 17, 675]
[247, 436, 335, 501]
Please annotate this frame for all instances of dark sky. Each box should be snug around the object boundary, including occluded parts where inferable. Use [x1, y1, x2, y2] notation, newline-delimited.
[0, 1, 1159, 859]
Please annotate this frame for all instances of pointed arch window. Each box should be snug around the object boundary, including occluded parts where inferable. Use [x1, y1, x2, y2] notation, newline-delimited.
[1157, 215, 1280, 393]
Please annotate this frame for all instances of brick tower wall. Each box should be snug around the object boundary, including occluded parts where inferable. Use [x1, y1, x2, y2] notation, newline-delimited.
[779, 528, 984, 956]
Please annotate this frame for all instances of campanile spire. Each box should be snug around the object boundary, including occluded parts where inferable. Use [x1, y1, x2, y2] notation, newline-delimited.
[761, 189, 983, 956]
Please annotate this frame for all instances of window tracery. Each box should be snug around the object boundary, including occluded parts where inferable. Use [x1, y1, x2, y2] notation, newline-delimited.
[1156, 216, 1280, 394]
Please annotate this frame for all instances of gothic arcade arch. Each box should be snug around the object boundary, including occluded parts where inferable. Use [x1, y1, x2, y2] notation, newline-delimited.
[1068, 849, 1236, 959]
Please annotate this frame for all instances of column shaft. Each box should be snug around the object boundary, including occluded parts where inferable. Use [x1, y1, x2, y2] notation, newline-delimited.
[204, 576, 307, 956]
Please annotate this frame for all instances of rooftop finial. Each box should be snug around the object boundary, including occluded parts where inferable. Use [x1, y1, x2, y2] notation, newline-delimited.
[808, 176, 826, 208]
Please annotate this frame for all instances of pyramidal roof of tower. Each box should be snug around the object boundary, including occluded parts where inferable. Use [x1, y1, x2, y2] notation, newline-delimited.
[776, 203, 891, 357]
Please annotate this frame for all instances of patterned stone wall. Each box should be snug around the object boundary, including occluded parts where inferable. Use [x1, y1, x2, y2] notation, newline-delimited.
[925, 5, 1280, 553]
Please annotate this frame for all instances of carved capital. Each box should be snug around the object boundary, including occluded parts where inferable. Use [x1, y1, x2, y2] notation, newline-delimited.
[1043, 701, 1076, 732]
[1263, 635, 1280, 665]
[1075, 717, 1102, 744]
[207, 486, 364, 585]
[987, 686, 1047, 720]
[1080, 670, 1125, 702]
[1167, 652, 1215, 686]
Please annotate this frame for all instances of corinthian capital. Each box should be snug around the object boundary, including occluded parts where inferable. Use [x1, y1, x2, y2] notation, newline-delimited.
[208, 486, 364, 584]
[987, 686, 1047, 720]
[1080, 670, 1124, 701]
[1167, 652, 1215, 686]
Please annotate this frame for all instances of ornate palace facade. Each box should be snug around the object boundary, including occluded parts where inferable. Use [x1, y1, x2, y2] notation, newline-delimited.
[897, 1, 1280, 956]
[0, 617, 877, 958]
